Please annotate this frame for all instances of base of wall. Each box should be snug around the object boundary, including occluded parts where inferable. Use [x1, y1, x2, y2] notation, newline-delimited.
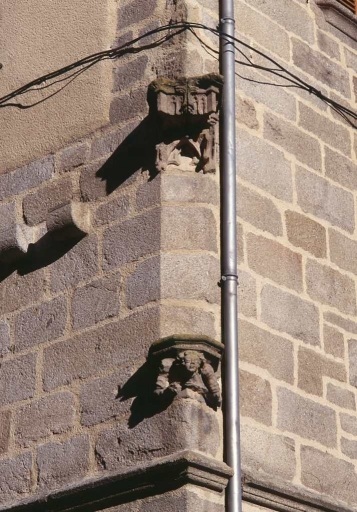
[0, 451, 231, 512]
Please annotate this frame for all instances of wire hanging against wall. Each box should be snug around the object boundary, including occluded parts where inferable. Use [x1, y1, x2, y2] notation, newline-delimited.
[0, 22, 356, 128]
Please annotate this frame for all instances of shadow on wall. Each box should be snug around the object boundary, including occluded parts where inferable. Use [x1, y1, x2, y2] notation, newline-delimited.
[0, 117, 159, 283]
[97, 116, 159, 194]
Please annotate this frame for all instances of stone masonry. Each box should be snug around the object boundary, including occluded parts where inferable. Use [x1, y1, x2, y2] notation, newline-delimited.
[0, 0, 356, 511]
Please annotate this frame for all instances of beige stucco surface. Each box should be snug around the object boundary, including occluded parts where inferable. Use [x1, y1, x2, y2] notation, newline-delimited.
[0, 0, 116, 173]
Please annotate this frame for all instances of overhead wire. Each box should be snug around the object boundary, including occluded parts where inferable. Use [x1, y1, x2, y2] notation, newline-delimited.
[0, 21, 356, 127]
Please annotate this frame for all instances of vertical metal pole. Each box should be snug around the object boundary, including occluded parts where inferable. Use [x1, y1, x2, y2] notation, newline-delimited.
[220, 1, 242, 511]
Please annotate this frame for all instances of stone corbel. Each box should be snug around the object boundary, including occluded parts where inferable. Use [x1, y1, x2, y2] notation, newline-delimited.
[46, 202, 91, 241]
[148, 335, 224, 409]
[0, 203, 33, 264]
[147, 74, 223, 174]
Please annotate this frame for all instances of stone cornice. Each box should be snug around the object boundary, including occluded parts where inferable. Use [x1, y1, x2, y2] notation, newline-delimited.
[243, 474, 353, 512]
[0, 451, 232, 512]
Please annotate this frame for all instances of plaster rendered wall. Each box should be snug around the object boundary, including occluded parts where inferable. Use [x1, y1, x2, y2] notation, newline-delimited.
[0, 0, 116, 174]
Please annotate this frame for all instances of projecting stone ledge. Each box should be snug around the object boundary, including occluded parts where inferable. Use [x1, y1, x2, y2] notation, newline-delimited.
[46, 202, 91, 241]
[0, 203, 32, 264]
[0, 451, 232, 512]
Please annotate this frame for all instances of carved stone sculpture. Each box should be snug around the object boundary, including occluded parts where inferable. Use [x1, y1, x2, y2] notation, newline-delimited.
[147, 74, 223, 174]
[149, 335, 224, 409]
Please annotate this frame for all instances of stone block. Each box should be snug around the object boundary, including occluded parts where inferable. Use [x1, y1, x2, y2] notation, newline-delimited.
[238, 185, 283, 236]
[317, 30, 342, 60]
[72, 274, 120, 330]
[285, 210, 326, 258]
[238, 223, 244, 263]
[237, 68, 297, 122]
[95, 400, 221, 470]
[80, 158, 108, 202]
[237, 96, 259, 130]
[261, 284, 320, 345]
[37, 435, 90, 490]
[239, 319, 294, 383]
[241, 423, 296, 481]
[0, 321, 10, 357]
[126, 256, 159, 309]
[324, 311, 357, 335]
[264, 112, 322, 171]
[238, 269, 257, 318]
[340, 413, 357, 435]
[159, 305, 217, 339]
[110, 89, 148, 125]
[299, 103, 350, 156]
[23, 178, 73, 226]
[298, 346, 346, 396]
[94, 195, 131, 226]
[341, 438, 357, 460]
[136, 175, 161, 211]
[0, 453, 32, 506]
[43, 307, 159, 391]
[292, 38, 350, 97]
[296, 166, 355, 233]
[161, 173, 218, 205]
[325, 147, 357, 190]
[247, 233, 303, 292]
[330, 229, 357, 277]
[347, 339, 357, 389]
[237, 130, 293, 201]
[80, 367, 134, 427]
[0, 270, 46, 315]
[113, 56, 149, 92]
[0, 354, 36, 406]
[277, 387, 337, 447]
[126, 254, 220, 308]
[117, 0, 157, 30]
[326, 383, 355, 410]
[14, 296, 67, 351]
[161, 206, 218, 252]
[238, 2, 291, 60]
[324, 323, 344, 359]
[50, 235, 99, 292]
[103, 210, 160, 269]
[240, 370, 272, 425]
[57, 142, 89, 172]
[306, 259, 356, 315]
[160, 254, 220, 304]
[14, 392, 76, 448]
[0, 410, 11, 455]
[301, 445, 357, 505]
[243, 0, 315, 43]
[0, 156, 54, 201]
[91, 123, 137, 160]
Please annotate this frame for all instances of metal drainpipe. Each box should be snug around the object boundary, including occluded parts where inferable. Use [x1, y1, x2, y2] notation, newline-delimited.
[220, 1, 243, 511]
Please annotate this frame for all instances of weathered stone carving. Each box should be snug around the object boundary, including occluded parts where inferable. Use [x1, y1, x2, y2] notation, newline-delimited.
[149, 335, 224, 409]
[148, 74, 223, 174]
[46, 202, 91, 241]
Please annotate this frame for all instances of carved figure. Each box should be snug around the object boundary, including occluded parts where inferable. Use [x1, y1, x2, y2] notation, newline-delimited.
[148, 74, 223, 174]
[154, 349, 221, 408]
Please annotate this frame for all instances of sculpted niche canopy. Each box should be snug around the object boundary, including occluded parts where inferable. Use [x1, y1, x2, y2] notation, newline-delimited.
[147, 73, 223, 174]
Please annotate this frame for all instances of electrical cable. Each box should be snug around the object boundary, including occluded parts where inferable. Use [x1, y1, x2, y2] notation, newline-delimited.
[0, 21, 355, 128]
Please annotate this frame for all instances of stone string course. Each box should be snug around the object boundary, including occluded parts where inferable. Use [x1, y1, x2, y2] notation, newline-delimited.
[0, 0, 356, 510]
